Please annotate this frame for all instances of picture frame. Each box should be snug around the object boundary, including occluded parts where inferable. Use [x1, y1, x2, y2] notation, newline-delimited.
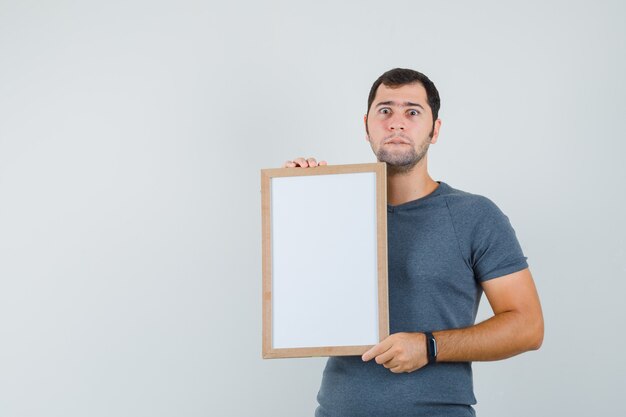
[261, 162, 389, 358]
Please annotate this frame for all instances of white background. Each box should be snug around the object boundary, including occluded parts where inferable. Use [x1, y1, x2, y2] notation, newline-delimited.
[1, 1, 624, 416]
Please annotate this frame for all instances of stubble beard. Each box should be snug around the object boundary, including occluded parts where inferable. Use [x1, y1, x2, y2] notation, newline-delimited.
[374, 134, 431, 175]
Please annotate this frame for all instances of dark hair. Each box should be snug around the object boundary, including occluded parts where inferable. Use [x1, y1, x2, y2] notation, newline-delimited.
[367, 68, 440, 123]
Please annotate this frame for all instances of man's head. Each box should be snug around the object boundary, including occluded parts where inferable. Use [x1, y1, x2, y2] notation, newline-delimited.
[366, 68, 440, 133]
[364, 68, 442, 174]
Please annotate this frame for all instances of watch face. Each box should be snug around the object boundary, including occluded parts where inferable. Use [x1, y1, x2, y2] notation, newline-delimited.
[428, 336, 437, 358]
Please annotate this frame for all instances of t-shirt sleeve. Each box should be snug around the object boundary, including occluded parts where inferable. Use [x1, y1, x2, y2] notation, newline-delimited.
[468, 197, 528, 282]
[447, 194, 528, 283]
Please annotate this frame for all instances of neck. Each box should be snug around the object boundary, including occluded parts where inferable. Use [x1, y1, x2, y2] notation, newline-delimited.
[386, 155, 438, 206]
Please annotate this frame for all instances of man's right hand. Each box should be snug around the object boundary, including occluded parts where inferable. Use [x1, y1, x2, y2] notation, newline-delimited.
[282, 157, 327, 168]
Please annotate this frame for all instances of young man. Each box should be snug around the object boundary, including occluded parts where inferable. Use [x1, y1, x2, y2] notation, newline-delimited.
[283, 68, 544, 417]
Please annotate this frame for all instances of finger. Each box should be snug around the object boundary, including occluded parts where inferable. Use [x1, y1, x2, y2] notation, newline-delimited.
[294, 157, 309, 167]
[362, 338, 393, 361]
[306, 158, 318, 167]
[283, 160, 296, 168]
[319, 160, 328, 166]
[375, 348, 397, 365]
[383, 358, 400, 369]
[389, 365, 405, 374]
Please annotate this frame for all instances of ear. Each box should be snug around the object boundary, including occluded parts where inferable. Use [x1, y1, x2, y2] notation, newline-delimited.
[364, 114, 370, 142]
[430, 119, 442, 144]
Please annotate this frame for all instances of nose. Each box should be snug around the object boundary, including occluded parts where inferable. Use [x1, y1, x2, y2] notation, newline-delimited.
[388, 114, 405, 131]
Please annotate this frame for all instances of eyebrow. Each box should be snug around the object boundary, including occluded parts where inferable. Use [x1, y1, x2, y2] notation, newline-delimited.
[375, 100, 425, 110]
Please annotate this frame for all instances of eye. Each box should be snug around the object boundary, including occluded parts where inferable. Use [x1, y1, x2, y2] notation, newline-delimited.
[379, 108, 391, 115]
[408, 109, 420, 116]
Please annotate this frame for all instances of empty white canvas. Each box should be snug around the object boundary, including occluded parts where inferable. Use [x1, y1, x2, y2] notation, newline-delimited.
[271, 172, 379, 349]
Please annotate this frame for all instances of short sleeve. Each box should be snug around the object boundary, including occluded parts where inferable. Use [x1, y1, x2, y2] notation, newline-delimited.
[468, 198, 528, 282]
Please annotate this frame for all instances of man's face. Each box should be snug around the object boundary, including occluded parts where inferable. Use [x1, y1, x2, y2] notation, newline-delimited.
[365, 82, 441, 173]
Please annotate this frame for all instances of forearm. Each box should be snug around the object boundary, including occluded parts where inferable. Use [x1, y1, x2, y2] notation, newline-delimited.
[433, 310, 544, 362]
[363, 269, 544, 371]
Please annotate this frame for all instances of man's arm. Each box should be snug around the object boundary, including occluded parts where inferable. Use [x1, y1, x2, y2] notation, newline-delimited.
[362, 268, 544, 373]
[434, 267, 543, 361]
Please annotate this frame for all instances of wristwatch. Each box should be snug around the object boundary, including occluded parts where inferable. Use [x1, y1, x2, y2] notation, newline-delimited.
[425, 332, 438, 364]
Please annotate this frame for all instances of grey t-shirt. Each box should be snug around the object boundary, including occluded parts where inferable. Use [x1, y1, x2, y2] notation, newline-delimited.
[315, 182, 528, 417]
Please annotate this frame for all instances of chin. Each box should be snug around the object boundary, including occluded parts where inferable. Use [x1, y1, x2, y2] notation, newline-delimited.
[377, 151, 418, 167]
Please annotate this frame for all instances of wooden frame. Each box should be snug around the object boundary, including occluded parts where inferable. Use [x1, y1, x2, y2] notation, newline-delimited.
[261, 162, 389, 359]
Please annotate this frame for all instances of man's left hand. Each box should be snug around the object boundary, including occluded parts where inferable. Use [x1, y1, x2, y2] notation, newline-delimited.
[361, 332, 428, 373]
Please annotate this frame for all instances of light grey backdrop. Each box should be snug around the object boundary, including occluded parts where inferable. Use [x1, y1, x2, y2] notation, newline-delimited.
[1, 1, 624, 416]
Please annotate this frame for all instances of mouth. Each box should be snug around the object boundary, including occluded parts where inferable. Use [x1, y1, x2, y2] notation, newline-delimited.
[385, 139, 410, 145]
